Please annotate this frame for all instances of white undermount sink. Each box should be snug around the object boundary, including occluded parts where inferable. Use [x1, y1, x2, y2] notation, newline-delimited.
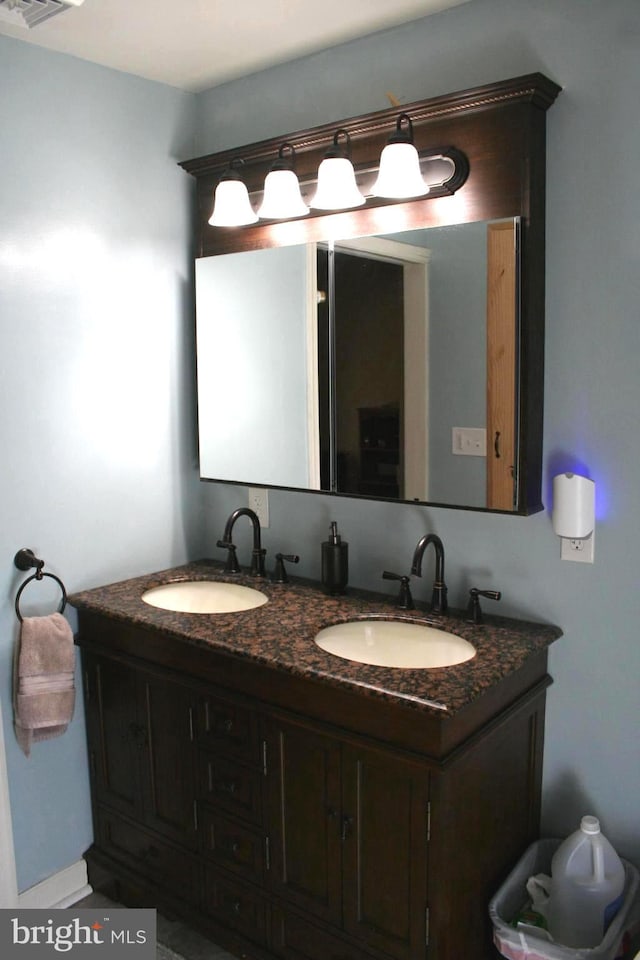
[141, 580, 268, 614]
[315, 619, 476, 669]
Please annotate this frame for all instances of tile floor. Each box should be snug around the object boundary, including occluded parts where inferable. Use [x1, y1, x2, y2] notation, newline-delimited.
[75, 892, 235, 960]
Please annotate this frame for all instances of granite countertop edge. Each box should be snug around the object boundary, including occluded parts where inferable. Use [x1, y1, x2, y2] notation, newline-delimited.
[69, 560, 563, 717]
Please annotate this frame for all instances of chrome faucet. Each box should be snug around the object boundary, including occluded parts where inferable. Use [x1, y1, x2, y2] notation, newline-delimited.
[410, 533, 448, 613]
[217, 507, 266, 577]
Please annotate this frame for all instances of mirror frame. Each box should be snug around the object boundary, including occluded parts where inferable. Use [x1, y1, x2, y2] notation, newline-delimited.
[180, 73, 561, 515]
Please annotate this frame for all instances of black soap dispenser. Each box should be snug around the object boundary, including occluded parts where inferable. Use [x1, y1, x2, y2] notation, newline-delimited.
[321, 521, 349, 595]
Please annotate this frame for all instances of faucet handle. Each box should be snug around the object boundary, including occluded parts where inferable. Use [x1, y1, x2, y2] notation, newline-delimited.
[216, 539, 241, 574]
[272, 553, 300, 584]
[466, 587, 501, 624]
[382, 571, 414, 610]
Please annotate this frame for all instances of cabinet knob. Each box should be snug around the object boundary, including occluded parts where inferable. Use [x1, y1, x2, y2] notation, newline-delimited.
[219, 780, 238, 796]
[216, 716, 234, 735]
[341, 815, 353, 841]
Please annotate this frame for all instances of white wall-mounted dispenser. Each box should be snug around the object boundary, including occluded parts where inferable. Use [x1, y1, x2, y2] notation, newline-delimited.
[552, 472, 596, 563]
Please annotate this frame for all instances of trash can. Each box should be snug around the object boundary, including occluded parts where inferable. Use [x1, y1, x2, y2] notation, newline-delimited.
[489, 839, 640, 960]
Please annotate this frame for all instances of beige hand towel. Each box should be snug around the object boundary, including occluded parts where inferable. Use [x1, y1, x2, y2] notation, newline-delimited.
[13, 612, 75, 757]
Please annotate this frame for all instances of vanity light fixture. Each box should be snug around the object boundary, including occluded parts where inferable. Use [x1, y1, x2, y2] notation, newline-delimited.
[310, 129, 365, 211]
[552, 471, 596, 563]
[208, 159, 258, 227]
[257, 142, 309, 220]
[371, 113, 429, 199]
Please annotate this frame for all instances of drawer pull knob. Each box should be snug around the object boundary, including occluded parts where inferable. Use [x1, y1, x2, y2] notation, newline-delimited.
[216, 717, 234, 734]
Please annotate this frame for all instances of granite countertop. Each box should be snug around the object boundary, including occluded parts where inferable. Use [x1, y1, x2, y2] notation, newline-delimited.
[69, 560, 562, 717]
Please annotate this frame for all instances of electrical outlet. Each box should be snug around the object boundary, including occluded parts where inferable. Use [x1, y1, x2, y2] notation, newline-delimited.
[248, 487, 269, 528]
[560, 533, 594, 563]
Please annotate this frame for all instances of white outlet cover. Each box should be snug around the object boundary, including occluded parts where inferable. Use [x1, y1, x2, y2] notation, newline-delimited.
[560, 533, 595, 563]
[248, 487, 269, 528]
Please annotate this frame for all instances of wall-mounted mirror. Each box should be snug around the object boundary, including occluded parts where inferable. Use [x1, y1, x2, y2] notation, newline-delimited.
[183, 74, 562, 514]
[196, 216, 520, 511]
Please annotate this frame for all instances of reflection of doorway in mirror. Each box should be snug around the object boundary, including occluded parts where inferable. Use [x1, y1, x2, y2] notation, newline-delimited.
[336, 252, 403, 498]
[325, 238, 431, 501]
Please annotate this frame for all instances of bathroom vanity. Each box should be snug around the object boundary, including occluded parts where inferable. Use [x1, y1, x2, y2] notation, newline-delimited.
[71, 563, 561, 960]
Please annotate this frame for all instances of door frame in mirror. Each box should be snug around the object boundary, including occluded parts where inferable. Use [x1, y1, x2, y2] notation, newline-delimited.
[181, 74, 561, 515]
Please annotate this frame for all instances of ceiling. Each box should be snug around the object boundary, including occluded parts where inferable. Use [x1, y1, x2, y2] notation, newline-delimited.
[0, 0, 471, 92]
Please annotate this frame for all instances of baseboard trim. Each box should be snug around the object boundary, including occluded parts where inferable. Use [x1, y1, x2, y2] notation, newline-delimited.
[18, 859, 92, 909]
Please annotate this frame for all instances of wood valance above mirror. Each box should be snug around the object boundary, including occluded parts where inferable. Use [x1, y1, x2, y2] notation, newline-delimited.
[180, 73, 561, 515]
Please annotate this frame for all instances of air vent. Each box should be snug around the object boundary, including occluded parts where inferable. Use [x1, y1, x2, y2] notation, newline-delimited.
[0, 0, 82, 29]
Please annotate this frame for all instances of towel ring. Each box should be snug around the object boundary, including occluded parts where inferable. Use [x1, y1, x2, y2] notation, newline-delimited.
[14, 548, 68, 623]
[15, 572, 67, 623]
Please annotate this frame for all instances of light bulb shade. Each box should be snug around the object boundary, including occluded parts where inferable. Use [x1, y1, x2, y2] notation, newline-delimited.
[311, 157, 365, 210]
[310, 129, 365, 210]
[371, 141, 429, 198]
[258, 169, 309, 219]
[209, 177, 257, 227]
[257, 144, 309, 220]
[371, 113, 429, 199]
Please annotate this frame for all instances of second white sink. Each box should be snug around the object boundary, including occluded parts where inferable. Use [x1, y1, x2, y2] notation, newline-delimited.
[142, 580, 268, 614]
[315, 619, 475, 668]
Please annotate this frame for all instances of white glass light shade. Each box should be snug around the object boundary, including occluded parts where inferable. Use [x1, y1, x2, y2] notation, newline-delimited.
[258, 169, 309, 219]
[209, 179, 258, 227]
[371, 142, 429, 199]
[310, 157, 365, 210]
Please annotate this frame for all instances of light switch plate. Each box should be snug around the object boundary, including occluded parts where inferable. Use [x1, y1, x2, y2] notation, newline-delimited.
[452, 427, 487, 456]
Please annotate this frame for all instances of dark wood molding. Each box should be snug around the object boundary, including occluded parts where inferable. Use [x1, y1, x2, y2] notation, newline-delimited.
[179, 73, 560, 260]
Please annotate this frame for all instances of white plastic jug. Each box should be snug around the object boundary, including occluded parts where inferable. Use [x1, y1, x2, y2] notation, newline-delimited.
[547, 815, 625, 948]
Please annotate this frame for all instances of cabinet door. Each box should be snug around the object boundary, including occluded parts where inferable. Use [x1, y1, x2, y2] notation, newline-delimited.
[341, 744, 429, 960]
[139, 674, 198, 849]
[84, 653, 142, 820]
[83, 653, 198, 848]
[265, 717, 342, 925]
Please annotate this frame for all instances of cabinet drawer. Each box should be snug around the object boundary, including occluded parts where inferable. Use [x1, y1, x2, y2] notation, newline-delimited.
[203, 866, 268, 947]
[199, 751, 263, 824]
[198, 694, 260, 764]
[96, 807, 200, 904]
[201, 808, 265, 882]
[271, 908, 372, 960]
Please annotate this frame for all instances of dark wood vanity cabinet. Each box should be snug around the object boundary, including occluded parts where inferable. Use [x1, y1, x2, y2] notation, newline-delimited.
[265, 717, 429, 960]
[78, 614, 550, 960]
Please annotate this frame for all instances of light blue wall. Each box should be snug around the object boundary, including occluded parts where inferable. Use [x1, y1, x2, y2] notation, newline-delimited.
[2, 0, 638, 895]
[1, 38, 201, 891]
[197, 0, 640, 865]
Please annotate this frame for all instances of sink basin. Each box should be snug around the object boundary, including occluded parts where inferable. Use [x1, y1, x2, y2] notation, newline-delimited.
[141, 580, 268, 614]
[315, 619, 475, 668]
